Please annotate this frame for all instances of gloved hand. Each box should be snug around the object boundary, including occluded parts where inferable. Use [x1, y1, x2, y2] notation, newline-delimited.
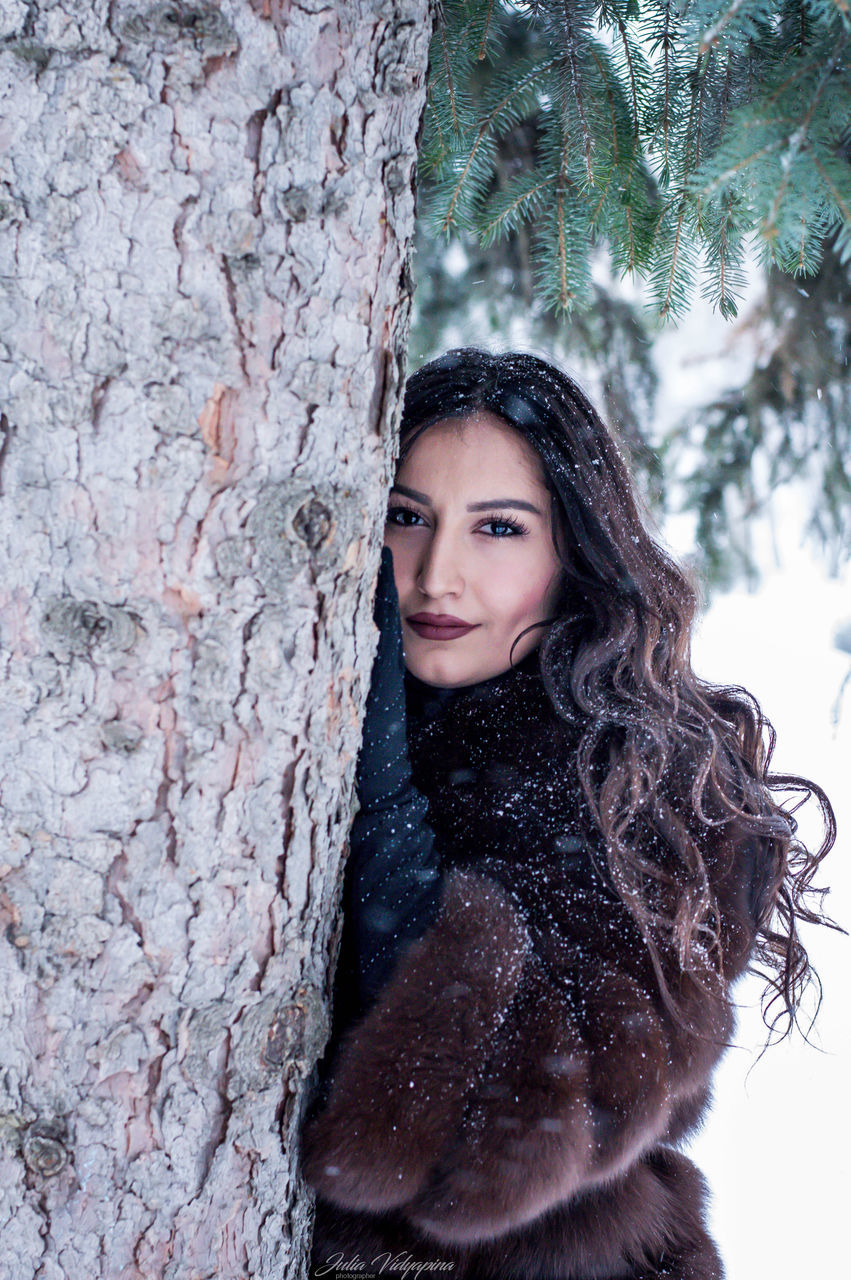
[344, 546, 442, 1018]
[354, 544, 416, 812]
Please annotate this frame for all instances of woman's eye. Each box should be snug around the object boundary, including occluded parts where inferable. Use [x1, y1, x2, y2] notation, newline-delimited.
[386, 505, 424, 527]
[481, 518, 526, 538]
[385, 506, 528, 538]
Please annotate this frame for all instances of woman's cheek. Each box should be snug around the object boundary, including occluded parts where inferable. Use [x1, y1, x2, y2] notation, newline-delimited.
[504, 565, 557, 622]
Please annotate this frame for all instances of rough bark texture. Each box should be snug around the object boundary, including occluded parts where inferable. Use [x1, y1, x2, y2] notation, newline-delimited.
[0, 2, 432, 1276]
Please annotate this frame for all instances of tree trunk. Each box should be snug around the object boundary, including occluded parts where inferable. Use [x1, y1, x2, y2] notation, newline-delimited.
[0, 2, 432, 1276]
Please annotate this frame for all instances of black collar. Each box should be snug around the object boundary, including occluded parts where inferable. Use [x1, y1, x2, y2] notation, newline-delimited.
[404, 647, 543, 729]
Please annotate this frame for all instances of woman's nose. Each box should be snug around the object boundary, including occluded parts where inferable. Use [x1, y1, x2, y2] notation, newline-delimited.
[416, 529, 463, 599]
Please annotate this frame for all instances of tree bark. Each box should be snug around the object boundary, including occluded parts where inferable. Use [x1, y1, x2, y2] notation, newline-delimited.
[0, 2, 432, 1276]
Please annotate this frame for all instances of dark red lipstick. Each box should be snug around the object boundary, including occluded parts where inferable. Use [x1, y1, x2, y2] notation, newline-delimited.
[406, 613, 479, 641]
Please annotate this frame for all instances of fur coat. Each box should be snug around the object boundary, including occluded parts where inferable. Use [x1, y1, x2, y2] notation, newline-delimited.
[301, 652, 763, 1279]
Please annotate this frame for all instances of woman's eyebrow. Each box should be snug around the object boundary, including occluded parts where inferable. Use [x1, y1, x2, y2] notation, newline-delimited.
[390, 482, 542, 516]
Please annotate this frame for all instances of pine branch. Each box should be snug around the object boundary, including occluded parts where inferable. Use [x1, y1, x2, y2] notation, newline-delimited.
[698, 136, 787, 193]
[763, 35, 848, 247]
[561, 0, 595, 184]
[700, 187, 747, 317]
[812, 154, 851, 226]
[699, 0, 750, 52]
[693, 49, 712, 169]
[616, 13, 642, 126]
[589, 43, 621, 166]
[422, 83, 450, 174]
[653, 0, 679, 181]
[440, 22, 461, 136]
[434, 57, 556, 232]
[556, 180, 573, 307]
[794, 215, 809, 273]
[658, 199, 691, 318]
[480, 172, 555, 245]
[421, 0, 851, 322]
[478, 0, 495, 59]
[585, 43, 622, 224]
[662, 4, 673, 176]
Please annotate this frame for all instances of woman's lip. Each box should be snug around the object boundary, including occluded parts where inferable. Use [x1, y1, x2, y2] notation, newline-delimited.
[408, 614, 471, 625]
[406, 619, 479, 641]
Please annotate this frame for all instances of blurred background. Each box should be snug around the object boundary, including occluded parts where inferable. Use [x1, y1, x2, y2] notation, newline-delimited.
[411, 168, 850, 1280]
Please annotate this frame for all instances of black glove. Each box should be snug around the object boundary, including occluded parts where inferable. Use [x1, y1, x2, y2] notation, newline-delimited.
[344, 546, 442, 1018]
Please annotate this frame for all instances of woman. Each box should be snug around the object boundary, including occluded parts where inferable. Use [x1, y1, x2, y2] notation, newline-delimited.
[300, 349, 835, 1279]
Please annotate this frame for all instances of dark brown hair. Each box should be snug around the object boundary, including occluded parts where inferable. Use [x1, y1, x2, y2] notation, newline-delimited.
[400, 348, 839, 1041]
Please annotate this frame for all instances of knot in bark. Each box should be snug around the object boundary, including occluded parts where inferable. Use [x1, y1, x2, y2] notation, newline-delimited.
[262, 982, 329, 1073]
[247, 480, 357, 595]
[122, 3, 238, 55]
[41, 597, 142, 657]
[293, 497, 333, 552]
[22, 1118, 69, 1178]
[232, 985, 329, 1091]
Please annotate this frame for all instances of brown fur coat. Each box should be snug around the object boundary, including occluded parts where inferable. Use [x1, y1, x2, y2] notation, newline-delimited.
[301, 656, 762, 1279]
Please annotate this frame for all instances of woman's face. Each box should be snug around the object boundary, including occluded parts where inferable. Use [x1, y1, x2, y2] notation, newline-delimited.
[384, 410, 564, 688]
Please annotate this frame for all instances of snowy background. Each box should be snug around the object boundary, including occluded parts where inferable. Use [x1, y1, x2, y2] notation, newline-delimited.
[652, 293, 850, 1280]
[686, 547, 850, 1280]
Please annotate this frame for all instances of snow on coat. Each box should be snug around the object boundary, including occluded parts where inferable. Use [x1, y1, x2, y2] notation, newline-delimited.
[301, 656, 762, 1279]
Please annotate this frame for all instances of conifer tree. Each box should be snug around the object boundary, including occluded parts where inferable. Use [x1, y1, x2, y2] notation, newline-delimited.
[672, 236, 851, 589]
[422, 0, 851, 320]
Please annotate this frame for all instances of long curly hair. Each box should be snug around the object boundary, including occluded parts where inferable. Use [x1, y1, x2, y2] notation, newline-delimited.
[399, 347, 838, 1041]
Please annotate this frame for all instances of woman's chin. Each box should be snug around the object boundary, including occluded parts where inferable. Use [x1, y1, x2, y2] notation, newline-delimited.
[404, 649, 503, 690]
